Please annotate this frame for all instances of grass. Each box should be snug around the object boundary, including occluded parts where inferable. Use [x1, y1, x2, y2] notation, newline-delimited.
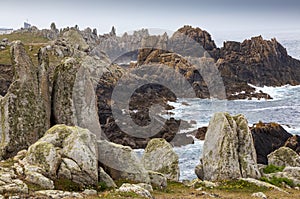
[215, 179, 269, 193]
[263, 164, 285, 174]
[54, 178, 83, 192]
[0, 32, 49, 66]
[260, 176, 295, 188]
[0, 32, 49, 44]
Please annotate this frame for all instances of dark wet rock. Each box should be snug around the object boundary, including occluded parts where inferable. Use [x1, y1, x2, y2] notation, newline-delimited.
[284, 135, 300, 154]
[251, 122, 292, 165]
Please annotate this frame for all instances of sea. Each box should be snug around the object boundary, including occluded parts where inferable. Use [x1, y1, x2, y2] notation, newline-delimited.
[135, 36, 300, 181]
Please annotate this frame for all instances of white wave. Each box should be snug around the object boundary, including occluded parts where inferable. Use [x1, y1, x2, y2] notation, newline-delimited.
[248, 84, 300, 100]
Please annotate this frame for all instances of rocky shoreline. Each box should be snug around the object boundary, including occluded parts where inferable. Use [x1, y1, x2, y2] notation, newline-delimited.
[0, 24, 300, 198]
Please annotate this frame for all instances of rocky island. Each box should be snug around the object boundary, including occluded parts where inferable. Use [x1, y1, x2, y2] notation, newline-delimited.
[0, 24, 300, 198]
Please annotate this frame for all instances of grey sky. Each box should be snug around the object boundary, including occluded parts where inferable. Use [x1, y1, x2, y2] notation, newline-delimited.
[1, 0, 300, 42]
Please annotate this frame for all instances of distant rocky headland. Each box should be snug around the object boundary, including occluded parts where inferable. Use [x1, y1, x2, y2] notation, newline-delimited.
[0, 24, 300, 198]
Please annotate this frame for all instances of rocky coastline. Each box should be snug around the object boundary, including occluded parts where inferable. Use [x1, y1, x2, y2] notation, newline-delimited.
[0, 24, 300, 198]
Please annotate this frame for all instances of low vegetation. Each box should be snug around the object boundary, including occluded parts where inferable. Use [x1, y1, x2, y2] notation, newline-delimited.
[260, 176, 295, 187]
[0, 32, 49, 66]
[263, 164, 285, 174]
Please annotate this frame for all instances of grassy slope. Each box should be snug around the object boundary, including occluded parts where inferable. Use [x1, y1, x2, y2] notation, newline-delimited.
[0, 32, 49, 65]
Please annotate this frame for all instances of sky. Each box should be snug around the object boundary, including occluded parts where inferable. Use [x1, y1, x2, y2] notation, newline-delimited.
[1, 0, 300, 43]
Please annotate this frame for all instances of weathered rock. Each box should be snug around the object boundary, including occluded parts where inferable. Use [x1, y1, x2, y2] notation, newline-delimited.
[24, 141, 61, 179]
[142, 138, 180, 181]
[35, 190, 83, 199]
[24, 125, 98, 186]
[62, 29, 90, 52]
[148, 171, 167, 189]
[52, 55, 107, 139]
[82, 189, 97, 195]
[195, 163, 204, 180]
[117, 183, 153, 199]
[251, 122, 292, 164]
[24, 171, 54, 190]
[0, 41, 50, 159]
[267, 147, 300, 167]
[0, 167, 28, 195]
[98, 140, 150, 184]
[99, 167, 117, 188]
[200, 113, 261, 181]
[284, 135, 300, 154]
[251, 192, 267, 199]
[194, 127, 207, 140]
[219, 36, 300, 87]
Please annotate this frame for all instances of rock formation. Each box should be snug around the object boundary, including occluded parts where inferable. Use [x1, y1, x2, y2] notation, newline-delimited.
[98, 140, 150, 184]
[267, 147, 300, 167]
[0, 41, 50, 159]
[23, 125, 99, 186]
[142, 138, 180, 181]
[196, 113, 261, 181]
[251, 122, 292, 164]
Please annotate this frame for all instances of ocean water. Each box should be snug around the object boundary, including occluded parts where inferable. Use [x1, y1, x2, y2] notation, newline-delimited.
[134, 40, 300, 181]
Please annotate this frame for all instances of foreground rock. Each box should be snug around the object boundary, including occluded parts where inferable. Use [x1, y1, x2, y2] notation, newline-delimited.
[23, 124, 98, 186]
[98, 140, 150, 184]
[251, 122, 292, 164]
[142, 138, 180, 181]
[0, 41, 50, 159]
[268, 147, 300, 167]
[117, 183, 153, 199]
[197, 113, 261, 181]
[52, 54, 106, 139]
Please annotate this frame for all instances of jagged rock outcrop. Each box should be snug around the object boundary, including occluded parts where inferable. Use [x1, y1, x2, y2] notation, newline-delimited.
[197, 113, 261, 181]
[251, 122, 292, 164]
[142, 138, 180, 181]
[267, 147, 300, 167]
[219, 36, 300, 87]
[98, 140, 150, 184]
[0, 41, 50, 159]
[170, 25, 219, 59]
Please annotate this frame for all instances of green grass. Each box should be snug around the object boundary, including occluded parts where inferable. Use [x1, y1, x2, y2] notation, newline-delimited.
[54, 178, 83, 192]
[260, 176, 295, 187]
[0, 32, 49, 44]
[263, 164, 285, 174]
[0, 32, 49, 65]
[216, 180, 269, 193]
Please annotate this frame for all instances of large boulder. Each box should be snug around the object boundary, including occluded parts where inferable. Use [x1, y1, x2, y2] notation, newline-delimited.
[0, 41, 50, 159]
[23, 125, 98, 186]
[52, 55, 108, 139]
[142, 138, 180, 181]
[251, 122, 292, 164]
[267, 147, 300, 167]
[199, 112, 261, 181]
[98, 140, 150, 184]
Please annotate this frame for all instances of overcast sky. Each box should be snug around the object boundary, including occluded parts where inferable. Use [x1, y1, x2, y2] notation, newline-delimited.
[1, 0, 300, 43]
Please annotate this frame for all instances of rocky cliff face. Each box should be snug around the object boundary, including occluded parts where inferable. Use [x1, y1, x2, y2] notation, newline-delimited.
[218, 36, 300, 87]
